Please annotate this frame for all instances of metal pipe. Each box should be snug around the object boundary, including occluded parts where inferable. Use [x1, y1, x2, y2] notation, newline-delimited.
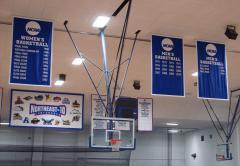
[99, 29, 113, 117]
[64, 21, 107, 112]
[118, 30, 140, 98]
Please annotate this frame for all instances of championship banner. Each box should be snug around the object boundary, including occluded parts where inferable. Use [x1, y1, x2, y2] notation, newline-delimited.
[138, 98, 153, 131]
[10, 17, 53, 86]
[197, 41, 228, 99]
[91, 94, 107, 117]
[152, 35, 184, 96]
[10, 89, 84, 129]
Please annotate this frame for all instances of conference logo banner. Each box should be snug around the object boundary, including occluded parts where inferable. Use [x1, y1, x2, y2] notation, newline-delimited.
[10, 89, 84, 129]
[10, 17, 53, 86]
[197, 41, 228, 100]
[152, 35, 184, 96]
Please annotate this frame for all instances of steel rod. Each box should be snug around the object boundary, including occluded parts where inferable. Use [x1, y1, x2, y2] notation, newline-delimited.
[112, 0, 132, 108]
[118, 30, 140, 98]
[99, 29, 113, 117]
[202, 100, 224, 143]
[206, 100, 228, 137]
[64, 21, 107, 112]
[228, 96, 240, 139]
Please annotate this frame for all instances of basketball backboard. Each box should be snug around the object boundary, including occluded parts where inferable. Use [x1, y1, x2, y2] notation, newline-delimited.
[90, 117, 135, 151]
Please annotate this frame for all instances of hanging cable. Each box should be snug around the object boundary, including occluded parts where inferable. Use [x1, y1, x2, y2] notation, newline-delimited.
[118, 30, 141, 98]
[202, 100, 224, 143]
[228, 96, 240, 138]
[112, 0, 132, 109]
[228, 112, 240, 142]
[206, 100, 227, 137]
[64, 21, 108, 113]
[227, 91, 233, 134]
[108, 3, 129, 92]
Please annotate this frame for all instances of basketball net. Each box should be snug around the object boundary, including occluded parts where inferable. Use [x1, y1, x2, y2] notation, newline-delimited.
[110, 138, 122, 152]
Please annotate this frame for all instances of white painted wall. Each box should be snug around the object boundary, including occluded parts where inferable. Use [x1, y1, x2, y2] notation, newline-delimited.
[185, 128, 236, 166]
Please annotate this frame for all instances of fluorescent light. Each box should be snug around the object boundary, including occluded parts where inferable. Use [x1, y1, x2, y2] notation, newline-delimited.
[166, 122, 179, 126]
[168, 129, 179, 133]
[92, 16, 110, 28]
[54, 80, 64, 86]
[192, 72, 198, 77]
[0, 122, 9, 126]
[72, 57, 85, 65]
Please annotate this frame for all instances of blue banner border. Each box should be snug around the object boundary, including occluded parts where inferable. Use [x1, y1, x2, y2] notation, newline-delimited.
[151, 34, 185, 97]
[196, 40, 229, 100]
[9, 16, 54, 87]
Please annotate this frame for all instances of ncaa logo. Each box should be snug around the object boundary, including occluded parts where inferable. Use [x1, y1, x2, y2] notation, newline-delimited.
[25, 21, 41, 36]
[161, 38, 174, 51]
[206, 44, 217, 56]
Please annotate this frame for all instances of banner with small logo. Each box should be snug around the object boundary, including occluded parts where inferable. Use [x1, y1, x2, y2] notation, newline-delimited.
[197, 41, 228, 99]
[152, 35, 184, 96]
[138, 98, 153, 131]
[10, 17, 53, 86]
[10, 89, 84, 129]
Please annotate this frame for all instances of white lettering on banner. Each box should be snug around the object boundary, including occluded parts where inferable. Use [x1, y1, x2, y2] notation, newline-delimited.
[16, 39, 48, 47]
[30, 104, 66, 117]
[155, 54, 181, 61]
[21, 36, 45, 42]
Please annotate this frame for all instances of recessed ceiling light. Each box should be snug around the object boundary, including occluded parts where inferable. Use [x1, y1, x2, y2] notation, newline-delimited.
[0, 122, 9, 126]
[166, 122, 179, 126]
[192, 72, 198, 77]
[168, 129, 179, 133]
[92, 16, 110, 28]
[54, 74, 66, 86]
[54, 80, 64, 86]
[72, 57, 85, 65]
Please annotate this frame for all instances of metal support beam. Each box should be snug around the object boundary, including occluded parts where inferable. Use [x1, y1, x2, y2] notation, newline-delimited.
[99, 29, 113, 117]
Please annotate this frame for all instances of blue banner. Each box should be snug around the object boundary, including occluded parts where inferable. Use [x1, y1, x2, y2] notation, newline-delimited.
[152, 35, 184, 96]
[10, 17, 53, 86]
[197, 41, 228, 99]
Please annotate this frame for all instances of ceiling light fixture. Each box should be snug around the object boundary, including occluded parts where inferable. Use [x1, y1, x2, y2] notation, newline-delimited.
[192, 72, 198, 77]
[72, 57, 85, 65]
[0, 122, 9, 126]
[92, 16, 111, 28]
[168, 129, 180, 134]
[166, 122, 179, 126]
[54, 74, 66, 86]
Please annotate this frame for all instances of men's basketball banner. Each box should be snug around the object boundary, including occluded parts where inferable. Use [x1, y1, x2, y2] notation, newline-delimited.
[197, 41, 228, 99]
[152, 35, 184, 96]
